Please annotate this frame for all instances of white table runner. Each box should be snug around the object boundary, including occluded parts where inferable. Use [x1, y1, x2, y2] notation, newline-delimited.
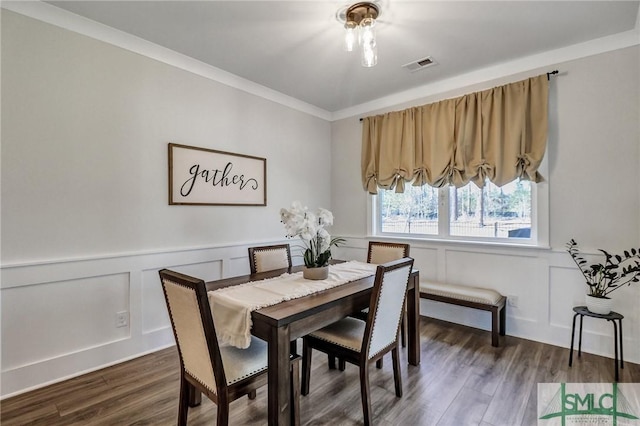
[208, 261, 378, 349]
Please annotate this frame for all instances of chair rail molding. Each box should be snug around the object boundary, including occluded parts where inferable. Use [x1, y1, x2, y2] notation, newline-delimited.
[0, 239, 292, 399]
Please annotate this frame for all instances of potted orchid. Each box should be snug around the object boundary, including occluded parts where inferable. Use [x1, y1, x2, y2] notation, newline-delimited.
[566, 239, 640, 314]
[280, 201, 345, 279]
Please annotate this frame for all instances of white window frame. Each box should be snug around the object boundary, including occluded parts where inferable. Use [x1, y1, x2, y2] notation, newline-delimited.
[368, 158, 550, 248]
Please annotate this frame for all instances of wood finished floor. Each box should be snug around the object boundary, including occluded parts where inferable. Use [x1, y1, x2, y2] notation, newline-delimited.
[2, 317, 638, 426]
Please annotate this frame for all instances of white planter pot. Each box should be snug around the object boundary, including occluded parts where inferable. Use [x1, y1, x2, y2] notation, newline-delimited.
[303, 266, 329, 280]
[585, 294, 612, 315]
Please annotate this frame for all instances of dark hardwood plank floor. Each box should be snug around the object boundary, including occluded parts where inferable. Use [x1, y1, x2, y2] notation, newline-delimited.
[2, 317, 638, 426]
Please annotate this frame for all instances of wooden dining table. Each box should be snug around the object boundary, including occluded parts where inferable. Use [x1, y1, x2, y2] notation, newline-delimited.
[206, 262, 420, 426]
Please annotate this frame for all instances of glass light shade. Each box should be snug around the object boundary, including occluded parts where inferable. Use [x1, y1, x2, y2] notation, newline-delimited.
[359, 17, 376, 45]
[361, 42, 377, 67]
[344, 21, 357, 52]
[360, 17, 377, 67]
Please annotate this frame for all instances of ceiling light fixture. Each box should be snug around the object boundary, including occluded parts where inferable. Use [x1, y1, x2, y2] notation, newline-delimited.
[338, 2, 380, 67]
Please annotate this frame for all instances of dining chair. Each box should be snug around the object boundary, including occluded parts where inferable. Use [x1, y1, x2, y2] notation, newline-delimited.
[301, 257, 414, 426]
[247, 243, 299, 356]
[350, 241, 410, 349]
[367, 241, 411, 265]
[332, 241, 411, 371]
[248, 244, 292, 274]
[159, 269, 300, 426]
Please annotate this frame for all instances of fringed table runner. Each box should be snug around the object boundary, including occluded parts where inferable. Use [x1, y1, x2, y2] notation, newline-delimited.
[208, 261, 378, 348]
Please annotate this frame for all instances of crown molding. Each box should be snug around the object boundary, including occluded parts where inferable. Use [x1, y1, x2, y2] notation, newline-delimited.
[3, 1, 638, 123]
[1, 1, 333, 121]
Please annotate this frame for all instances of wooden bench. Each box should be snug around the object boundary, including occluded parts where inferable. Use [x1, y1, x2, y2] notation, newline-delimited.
[419, 281, 507, 347]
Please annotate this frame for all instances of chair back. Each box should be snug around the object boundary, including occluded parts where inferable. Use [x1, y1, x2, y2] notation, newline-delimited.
[367, 241, 410, 264]
[248, 244, 292, 274]
[363, 258, 414, 360]
[159, 269, 225, 395]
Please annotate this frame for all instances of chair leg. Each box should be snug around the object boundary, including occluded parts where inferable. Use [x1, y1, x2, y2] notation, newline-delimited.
[491, 307, 499, 347]
[400, 313, 407, 348]
[216, 398, 229, 426]
[328, 355, 336, 370]
[359, 363, 372, 426]
[248, 390, 257, 400]
[290, 357, 301, 426]
[301, 339, 312, 396]
[339, 358, 346, 371]
[178, 376, 190, 426]
[376, 357, 383, 369]
[392, 347, 403, 397]
[188, 383, 202, 407]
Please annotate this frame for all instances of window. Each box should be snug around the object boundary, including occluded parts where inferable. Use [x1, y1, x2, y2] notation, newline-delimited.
[376, 178, 541, 244]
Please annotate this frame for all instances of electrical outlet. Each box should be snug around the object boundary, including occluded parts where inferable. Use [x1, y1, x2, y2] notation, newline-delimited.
[507, 296, 519, 308]
[116, 311, 129, 328]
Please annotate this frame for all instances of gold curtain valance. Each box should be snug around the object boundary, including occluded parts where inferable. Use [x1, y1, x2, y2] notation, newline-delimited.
[361, 75, 548, 194]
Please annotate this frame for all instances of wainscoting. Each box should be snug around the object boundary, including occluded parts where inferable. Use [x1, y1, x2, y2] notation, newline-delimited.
[0, 241, 291, 398]
[334, 237, 639, 367]
[2, 238, 638, 399]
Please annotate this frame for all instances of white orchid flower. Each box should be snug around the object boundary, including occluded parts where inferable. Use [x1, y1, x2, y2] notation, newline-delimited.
[317, 208, 334, 226]
[280, 201, 342, 268]
[318, 228, 331, 252]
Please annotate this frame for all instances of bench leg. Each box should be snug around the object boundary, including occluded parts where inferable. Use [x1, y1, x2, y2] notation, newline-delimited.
[491, 307, 499, 347]
[499, 305, 506, 336]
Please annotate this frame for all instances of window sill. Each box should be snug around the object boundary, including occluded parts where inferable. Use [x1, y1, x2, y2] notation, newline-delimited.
[368, 233, 551, 251]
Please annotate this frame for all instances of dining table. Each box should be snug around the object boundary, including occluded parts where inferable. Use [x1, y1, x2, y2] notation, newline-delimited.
[206, 261, 420, 426]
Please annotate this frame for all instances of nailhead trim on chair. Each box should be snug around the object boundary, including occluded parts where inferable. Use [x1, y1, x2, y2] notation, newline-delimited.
[185, 368, 217, 395]
[226, 366, 269, 385]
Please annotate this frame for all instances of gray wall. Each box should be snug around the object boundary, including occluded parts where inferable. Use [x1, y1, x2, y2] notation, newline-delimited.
[1, 8, 639, 399]
[331, 45, 640, 365]
[1, 10, 331, 397]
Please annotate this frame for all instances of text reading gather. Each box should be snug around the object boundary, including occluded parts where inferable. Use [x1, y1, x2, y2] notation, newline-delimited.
[180, 162, 259, 197]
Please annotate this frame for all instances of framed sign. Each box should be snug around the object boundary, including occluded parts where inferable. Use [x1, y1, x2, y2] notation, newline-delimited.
[168, 143, 266, 206]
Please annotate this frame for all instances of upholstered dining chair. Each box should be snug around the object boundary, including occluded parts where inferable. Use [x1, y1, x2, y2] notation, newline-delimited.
[248, 244, 292, 274]
[351, 241, 410, 346]
[247, 244, 299, 356]
[367, 241, 411, 265]
[158, 269, 300, 426]
[301, 257, 414, 426]
[331, 241, 411, 371]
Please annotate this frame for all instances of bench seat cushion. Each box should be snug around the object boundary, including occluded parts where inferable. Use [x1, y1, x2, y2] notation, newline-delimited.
[420, 281, 503, 306]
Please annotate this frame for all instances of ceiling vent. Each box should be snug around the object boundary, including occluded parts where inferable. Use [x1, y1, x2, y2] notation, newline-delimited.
[402, 56, 437, 73]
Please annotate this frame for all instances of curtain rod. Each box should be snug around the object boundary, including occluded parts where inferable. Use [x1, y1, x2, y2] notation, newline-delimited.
[359, 70, 560, 122]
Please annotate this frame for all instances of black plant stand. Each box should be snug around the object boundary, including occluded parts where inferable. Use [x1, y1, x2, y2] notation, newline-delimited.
[568, 306, 624, 381]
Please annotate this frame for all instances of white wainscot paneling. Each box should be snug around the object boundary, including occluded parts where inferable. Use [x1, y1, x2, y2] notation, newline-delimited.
[0, 241, 292, 398]
[1, 273, 130, 370]
[549, 266, 590, 328]
[142, 260, 223, 334]
[549, 265, 640, 362]
[411, 246, 438, 281]
[228, 255, 251, 277]
[333, 245, 368, 263]
[444, 249, 541, 323]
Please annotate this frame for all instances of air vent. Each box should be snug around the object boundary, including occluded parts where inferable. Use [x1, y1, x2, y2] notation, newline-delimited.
[402, 56, 437, 73]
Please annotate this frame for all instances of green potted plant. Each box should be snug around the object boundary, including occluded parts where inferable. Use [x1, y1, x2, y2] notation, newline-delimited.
[566, 239, 640, 314]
